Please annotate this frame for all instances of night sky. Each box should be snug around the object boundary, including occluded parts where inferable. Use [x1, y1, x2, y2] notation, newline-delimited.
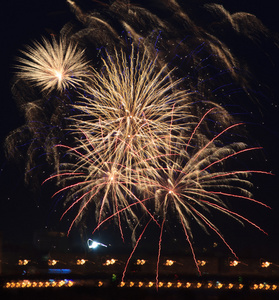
[1, 0, 279, 261]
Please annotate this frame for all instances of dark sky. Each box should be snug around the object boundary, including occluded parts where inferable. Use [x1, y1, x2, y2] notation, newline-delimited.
[0, 0, 279, 259]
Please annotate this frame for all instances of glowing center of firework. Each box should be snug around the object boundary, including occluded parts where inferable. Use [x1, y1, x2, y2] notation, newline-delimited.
[168, 190, 174, 194]
[54, 70, 63, 82]
[87, 239, 107, 249]
[108, 172, 115, 181]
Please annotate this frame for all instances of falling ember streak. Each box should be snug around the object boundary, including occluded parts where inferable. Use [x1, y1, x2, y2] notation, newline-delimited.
[121, 218, 152, 283]
[113, 188, 125, 243]
[209, 170, 274, 179]
[185, 107, 216, 152]
[200, 200, 268, 235]
[156, 219, 165, 289]
[168, 103, 176, 156]
[180, 216, 201, 276]
[60, 188, 96, 221]
[200, 147, 263, 172]
[119, 187, 161, 227]
[41, 172, 85, 185]
[190, 206, 238, 259]
[67, 190, 100, 236]
[91, 197, 155, 235]
[79, 129, 96, 151]
[51, 180, 96, 199]
[97, 184, 111, 225]
[55, 144, 94, 163]
[192, 122, 244, 162]
[204, 190, 271, 209]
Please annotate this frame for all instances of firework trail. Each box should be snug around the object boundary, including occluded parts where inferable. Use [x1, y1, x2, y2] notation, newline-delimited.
[5, 0, 278, 283]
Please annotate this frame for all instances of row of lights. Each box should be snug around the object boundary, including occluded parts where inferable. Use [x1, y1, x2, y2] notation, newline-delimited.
[18, 259, 118, 266]
[4, 280, 74, 289]
[251, 283, 278, 291]
[17, 259, 274, 268]
[4, 279, 279, 291]
[118, 281, 244, 289]
[228, 260, 273, 268]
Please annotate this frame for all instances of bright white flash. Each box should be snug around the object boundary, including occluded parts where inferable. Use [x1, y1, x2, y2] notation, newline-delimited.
[55, 70, 63, 81]
[87, 239, 107, 249]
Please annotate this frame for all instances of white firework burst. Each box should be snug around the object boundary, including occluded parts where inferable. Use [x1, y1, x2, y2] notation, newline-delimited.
[16, 37, 89, 93]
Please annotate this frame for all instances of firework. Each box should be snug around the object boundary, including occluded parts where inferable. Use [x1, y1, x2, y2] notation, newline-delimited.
[16, 37, 89, 93]
[33, 42, 272, 284]
[49, 45, 196, 236]
[71, 46, 195, 176]
[141, 135, 270, 277]
[86, 107, 271, 282]
[6, 0, 277, 287]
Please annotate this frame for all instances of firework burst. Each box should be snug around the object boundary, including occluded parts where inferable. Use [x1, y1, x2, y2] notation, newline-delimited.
[16, 37, 89, 93]
[143, 138, 270, 274]
[6, 0, 277, 288]
[80, 106, 271, 283]
[71, 46, 196, 175]
[49, 45, 196, 236]
[41, 45, 271, 263]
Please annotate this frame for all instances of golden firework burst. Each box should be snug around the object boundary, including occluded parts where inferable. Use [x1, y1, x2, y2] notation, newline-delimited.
[47, 46, 270, 251]
[16, 37, 89, 93]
